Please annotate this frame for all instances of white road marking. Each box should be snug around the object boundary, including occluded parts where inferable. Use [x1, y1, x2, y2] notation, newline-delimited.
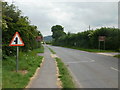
[110, 67, 119, 72]
[91, 60, 95, 62]
[85, 57, 95, 62]
[66, 61, 88, 63]
[67, 66, 83, 88]
[66, 60, 95, 64]
[66, 57, 95, 64]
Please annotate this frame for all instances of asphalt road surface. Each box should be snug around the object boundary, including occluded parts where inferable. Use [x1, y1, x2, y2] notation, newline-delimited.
[47, 45, 118, 88]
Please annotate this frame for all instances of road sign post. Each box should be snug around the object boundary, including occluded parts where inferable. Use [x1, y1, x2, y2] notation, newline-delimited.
[98, 36, 106, 50]
[16, 46, 19, 72]
[9, 32, 24, 72]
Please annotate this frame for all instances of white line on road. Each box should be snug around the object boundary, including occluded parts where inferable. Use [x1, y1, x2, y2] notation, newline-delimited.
[66, 61, 89, 63]
[85, 57, 95, 62]
[67, 66, 83, 88]
[66, 57, 95, 64]
[110, 67, 119, 72]
[66, 60, 95, 64]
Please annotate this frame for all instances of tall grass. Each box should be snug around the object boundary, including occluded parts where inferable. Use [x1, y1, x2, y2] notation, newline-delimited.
[114, 54, 120, 58]
[2, 47, 44, 88]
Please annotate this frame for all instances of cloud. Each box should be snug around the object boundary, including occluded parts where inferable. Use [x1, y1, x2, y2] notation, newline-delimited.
[5, 0, 118, 36]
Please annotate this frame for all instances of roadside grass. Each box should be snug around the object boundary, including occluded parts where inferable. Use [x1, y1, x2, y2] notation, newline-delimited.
[114, 54, 120, 58]
[48, 47, 76, 88]
[48, 47, 56, 54]
[2, 47, 44, 88]
[35, 45, 44, 53]
[0, 49, 1, 89]
[55, 57, 76, 88]
[59, 46, 117, 53]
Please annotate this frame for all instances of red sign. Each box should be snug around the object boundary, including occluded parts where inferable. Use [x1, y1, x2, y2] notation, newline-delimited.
[99, 36, 106, 41]
[9, 32, 24, 46]
[36, 36, 43, 42]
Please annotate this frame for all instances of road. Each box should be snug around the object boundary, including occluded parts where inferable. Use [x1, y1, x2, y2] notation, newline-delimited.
[47, 45, 118, 88]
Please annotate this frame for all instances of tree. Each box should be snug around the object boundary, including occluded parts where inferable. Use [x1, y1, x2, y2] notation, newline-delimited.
[51, 26, 119, 51]
[2, 2, 43, 58]
[51, 25, 66, 41]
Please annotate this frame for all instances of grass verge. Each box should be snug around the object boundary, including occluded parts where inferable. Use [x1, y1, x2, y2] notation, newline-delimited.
[2, 47, 44, 88]
[114, 54, 120, 58]
[48, 47, 76, 88]
[36, 45, 44, 53]
[57, 46, 117, 53]
[48, 47, 56, 54]
[55, 57, 76, 88]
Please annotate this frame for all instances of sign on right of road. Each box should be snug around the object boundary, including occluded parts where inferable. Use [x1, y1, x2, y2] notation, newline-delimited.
[98, 36, 106, 41]
[98, 36, 106, 50]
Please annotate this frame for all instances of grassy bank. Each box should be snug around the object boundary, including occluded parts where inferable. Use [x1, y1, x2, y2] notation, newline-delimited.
[55, 57, 76, 88]
[56, 46, 117, 53]
[2, 47, 44, 88]
[48, 47, 56, 54]
[35, 45, 44, 53]
[114, 54, 120, 58]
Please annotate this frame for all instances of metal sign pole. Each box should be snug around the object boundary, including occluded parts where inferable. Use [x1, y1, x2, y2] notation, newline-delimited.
[104, 41, 105, 50]
[16, 46, 19, 72]
[37, 41, 38, 48]
[98, 41, 100, 50]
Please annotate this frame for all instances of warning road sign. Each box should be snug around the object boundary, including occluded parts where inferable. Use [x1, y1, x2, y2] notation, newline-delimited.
[9, 32, 24, 46]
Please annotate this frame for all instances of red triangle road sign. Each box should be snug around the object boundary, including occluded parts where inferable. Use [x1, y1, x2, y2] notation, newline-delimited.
[9, 32, 24, 46]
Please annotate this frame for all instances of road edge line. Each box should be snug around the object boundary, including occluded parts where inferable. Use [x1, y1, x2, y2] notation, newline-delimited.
[66, 64, 83, 88]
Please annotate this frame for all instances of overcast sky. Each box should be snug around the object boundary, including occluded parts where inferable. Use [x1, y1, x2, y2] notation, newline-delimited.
[5, 0, 119, 36]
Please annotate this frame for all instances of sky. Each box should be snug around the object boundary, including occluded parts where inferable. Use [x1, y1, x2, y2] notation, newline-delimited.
[4, 0, 119, 36]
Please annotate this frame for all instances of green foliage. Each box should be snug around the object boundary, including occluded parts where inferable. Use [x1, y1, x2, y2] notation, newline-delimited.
[2, 2, 42, 58]
[61, 46, 117, 53]
[35, 45, 44, 53]
[52, 27, 120, 51]
[2, 47, 44, 88]
[90, 27, 119, 50]
[55, 57, 76, 88]
[114, 54, 120, 58]
[51, 25, 66, 41]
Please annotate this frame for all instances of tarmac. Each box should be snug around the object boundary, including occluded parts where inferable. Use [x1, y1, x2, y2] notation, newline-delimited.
[26, 46, 58, 88]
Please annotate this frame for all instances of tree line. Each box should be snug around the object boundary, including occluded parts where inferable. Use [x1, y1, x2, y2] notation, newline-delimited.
[2, 2, 42, 59]
[51, 25, 120, 51]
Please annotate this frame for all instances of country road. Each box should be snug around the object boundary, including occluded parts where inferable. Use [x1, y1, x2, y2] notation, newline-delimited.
[47, 45, 118, 88]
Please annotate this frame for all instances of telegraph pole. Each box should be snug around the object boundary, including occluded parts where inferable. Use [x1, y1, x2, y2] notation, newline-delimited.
[12, 0, 15, 4]
[89, 25, 91, 30]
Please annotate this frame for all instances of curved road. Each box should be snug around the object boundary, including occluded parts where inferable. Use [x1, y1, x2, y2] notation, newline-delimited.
[47, 45, 118, 88]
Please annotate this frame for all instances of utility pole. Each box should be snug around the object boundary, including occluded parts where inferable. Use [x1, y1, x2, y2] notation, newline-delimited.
[89, 25, 91, 30]
[12, 0, 15, 4]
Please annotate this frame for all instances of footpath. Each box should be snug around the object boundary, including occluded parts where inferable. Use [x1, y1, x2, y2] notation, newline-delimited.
[26, 46, 58, 88]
